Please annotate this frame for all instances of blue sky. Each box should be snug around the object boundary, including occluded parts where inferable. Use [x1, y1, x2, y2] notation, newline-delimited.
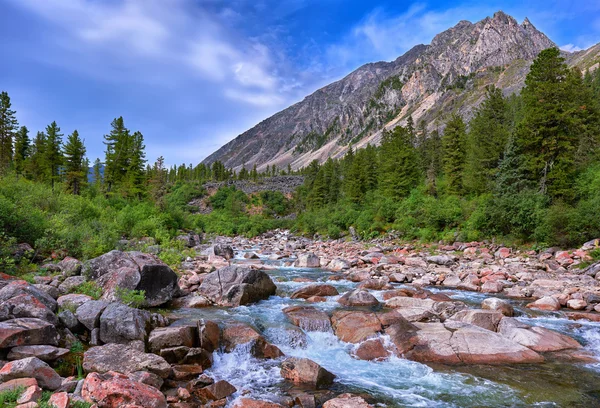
[1, 0, 599, 165]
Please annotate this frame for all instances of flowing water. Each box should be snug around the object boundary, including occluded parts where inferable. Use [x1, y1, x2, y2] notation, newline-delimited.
[171, 250, 600, 407]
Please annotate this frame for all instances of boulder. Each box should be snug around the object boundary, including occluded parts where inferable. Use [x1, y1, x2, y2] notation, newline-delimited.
[323, 395, 373, 408]
[331, 311, 382, 343]
[75, 300, 109, 330]
[527, 296, 561, 311]
[220, 323, 282, 359]
[16, 384, 42, 404]
[0, 281, 58, 312]
[99, 303, 151, 344]
[57, 294, 92, 309]
[7, 345, 69, 362]
[294, 253, 320, 268]
[196, 379, 237, 401]
[448, 309, 504, 332]
[327, 259, 350, 271]
[426, 255, 455, 266]
[83, 250, 179, 307]
[0, 377, 38, 393]
[82, 371, 167, 408]
[58, 257, 83, 276]
[48, 391, 69, 408]
[337, 289, 379, 307]
[0, 318, 59, 348]
[148, 326, 196, 353]
[57, 276, 86, 294]
[233, 398, 284, 408]
[213, 244, 235, 260]
[2, 293, 58, 324]
[83, 343, 171, 378]
[0, 357, 62, 390]
[497, 318, 582, 352]
[291, 284, 339, 299]
[198, 266, 276, 306]
[353, 338, 389, 361]
[481, 298, 514, 317]
[280, 358, 335, 388]
[283, 306, 331, 332]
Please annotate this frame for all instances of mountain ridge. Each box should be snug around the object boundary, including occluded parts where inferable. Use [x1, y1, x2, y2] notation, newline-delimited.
[203, 11, 600, 171]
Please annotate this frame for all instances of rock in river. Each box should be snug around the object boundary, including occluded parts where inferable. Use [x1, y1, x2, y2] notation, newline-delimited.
[198, 265, 276, 306]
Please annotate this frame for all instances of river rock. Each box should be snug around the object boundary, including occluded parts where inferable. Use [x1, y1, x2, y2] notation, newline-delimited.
[220, 322, 283, 359]
[198, 266, 276, 306]
[291, 284, 339, 299]
[353, 338, 389, 361]
[280, 357, 335, 388]
[327, 259, 350, 271]
[331, 311, 382, 343]
[0, 357, 62, 390]
[8, 345, 69, 362]
[75, 300, 109, 330]
[0, 318, 60, 348]
[148, 325, 196, 353]
[82, 371, 167, 408]
[233, 398, 284, 407]
[527, 296, 561, 311]
[497, 318, 582, 352]
[337, 289, 379, 307]
[83, 343, 171, 378]
[83, 250, 179, 307]
[323, 395, 373, 408]
[283, 306, 332, 332]
[196, 379, 237, 401]
[213, 244, 235, 260]
[99, 302, 151, 344]
[294, 253, 320, 268]
[448, 309, 504, 332]
[481, 298, 514, 317]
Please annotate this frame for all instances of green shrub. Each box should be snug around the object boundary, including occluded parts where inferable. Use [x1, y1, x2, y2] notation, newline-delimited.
[0, 386, 24, 407]
[70, 281, 103, 300]
[115, 287, 146, 308]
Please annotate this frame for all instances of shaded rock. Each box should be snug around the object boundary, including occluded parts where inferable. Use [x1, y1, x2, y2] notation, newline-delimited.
[198, 320, 220, 352]
[280, 357, 335, 388]
[82, 371, 167, 408]
[148, 326, 196, 354]
[83, 343, 171, 378]
[283, 306, 332, 332]
[198, 266, 276, 306]
[58, 257, 82, 277]
[481, 298, 514, 317]
[7, 345, 69, 362]
[0, 357, 62, 390]
[448, 309, 504, 332]
[196, 379, 237, 401]
[337, 289, 379, 307]
[294, 253, 320, 268]
[0, 318, 59, 348]
[291, 284, 339, 299]
[331, 311, 382, 343]
[75, 300, 109, 330]
[213, 244, 235, 260]
[497, 318, 582, 352]
[99, 303, 151, 344]
[171, 364, 204, 381]
[58, 309, 81, 331]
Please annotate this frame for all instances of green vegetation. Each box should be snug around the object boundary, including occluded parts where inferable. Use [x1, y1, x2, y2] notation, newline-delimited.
[0, 386, 24, 408]
[115, 287, 146, 308]
[70, 281, 103, 300]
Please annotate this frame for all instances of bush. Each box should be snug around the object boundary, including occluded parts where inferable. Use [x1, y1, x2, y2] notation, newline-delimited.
[115, 287, 146, 308]
[70, 281, 103, 300]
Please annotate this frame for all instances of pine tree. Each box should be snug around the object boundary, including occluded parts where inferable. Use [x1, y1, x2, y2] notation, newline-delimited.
[27, 131, 47, 181]
[44, 121, 63, 190]
[63, 130, 87, 195]
[379, 126, 420, 198]
[406, 115, 415, 145]
[442, 114, 467, 195]
[14, 126, 30, 176]
[0, 91, 18, 171]
[103, 117, 130, 193]
[93, 158, 103, 187]
[126, 131, 146, 198]
[495, 136, 530, 195]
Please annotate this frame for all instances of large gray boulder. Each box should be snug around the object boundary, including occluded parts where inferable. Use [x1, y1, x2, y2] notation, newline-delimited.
[213, 244, 235, 260]
[198, 266, 276, 306]
[82, 250, 179, 307]
[75, 300, 109, 330]
[294, 253, 320, 268]
[99, 302, 151, 344]
[0, 357, 62, 390]
[0, 318, 60, 348]
[83, 343, 171, 378]
[0, 281, 58, 312]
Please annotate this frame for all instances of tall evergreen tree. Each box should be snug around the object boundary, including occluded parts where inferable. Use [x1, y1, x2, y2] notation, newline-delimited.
[44, 121, 63, 190]
[63, 130, 87, 195]
[379, 126, 420, 198]
[27, 131, 47, 181]
[103, 117, 130, 192]
[93, 158, 103, 187]
[442, 114, 467, 195]
[0, 91, 18, 171]
[125, 131, 147, 198]
[14, 126, 30, 176]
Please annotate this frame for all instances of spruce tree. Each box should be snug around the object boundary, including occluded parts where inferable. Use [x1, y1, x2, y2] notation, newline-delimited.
[27, 131, 47, 181]
[126, 131, 146, 198]
[0, 91, 18, 171]
[103, 117, 130, 192]
[93, 158, 103, 187]
[442, 114, 467, 195]
[44, 121, 63, 190]
[379, 126, 420, 198]
[63, 130, 87, 195]
[14, 126, 30, 176]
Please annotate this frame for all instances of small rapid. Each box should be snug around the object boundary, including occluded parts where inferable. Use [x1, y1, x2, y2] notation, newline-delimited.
[172, 252, 600, 407]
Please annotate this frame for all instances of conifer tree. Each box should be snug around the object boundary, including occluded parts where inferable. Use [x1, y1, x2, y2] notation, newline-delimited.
[27, 131, 47, 181]
[14, 126, 30, 176]
[126, 131, 147, 198]
[442, 114, 467, 195]
[63, 130, 87, 194]
[103, 117, 130, 192]
[0, 91, 18, 171]
[44, 121, 63, 190]
[379, 126, 420, 198]
[92, 158, 103, 187]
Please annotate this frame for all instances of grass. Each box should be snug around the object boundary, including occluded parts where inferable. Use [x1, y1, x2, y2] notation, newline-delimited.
[69, 281, 103, 300]
[0, 386, 24, 408]
[115, 286, 146, 308]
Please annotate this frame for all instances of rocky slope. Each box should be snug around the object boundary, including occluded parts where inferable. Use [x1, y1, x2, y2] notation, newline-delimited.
[203, 11, 600, 171]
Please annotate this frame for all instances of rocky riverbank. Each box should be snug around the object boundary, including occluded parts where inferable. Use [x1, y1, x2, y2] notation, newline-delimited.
[1, 231, 600, 407]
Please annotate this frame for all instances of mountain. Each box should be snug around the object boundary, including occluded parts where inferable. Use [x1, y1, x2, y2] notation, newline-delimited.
[203, 11, 600, 171]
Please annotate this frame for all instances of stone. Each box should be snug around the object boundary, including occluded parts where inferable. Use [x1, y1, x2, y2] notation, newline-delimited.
[233, 398, 284, 408]
[280, 358, 335, 388]
[2, 293, 58, 324]
[57, 294, 92, 309]
[495, 248, 511, 259]
[527, 296, 561, 311]
[497, 318, 582, 352]
[57, 276, 85, 294]
[83, 343, 171, 378]
[566, 299, 587, 310]
[323, 395, 373, 408]
[481, 298, 514, 317]
[481, 281, 503, 293]
[283, 306, 332, 332]
[331, 311, 382, 343]
[198, 266, 276, 306]
[220, 323, 262, 352]
[148, 326, 196, 353]
[327, 259, 350, 271]
[426, 255, 455, 266]
[213, 244, 235, 260]
[0, 318, 59, 348]
[337, 289, 379, 307]
[198, 320, 220, 352]
[7, 345, 69, 362]
[171, 365, 204, 381]
[16, 384, 42, 404]
[0, 378, 38, 393]
[442, 276, 461, 287]
[75, 300, 109, 330]
[99, 302, 151, 344]
[82, 371, 167, 408]
[294, 253, 320, 268]
[58, 257, 83, 277]
[0, 357, 62, 390]
[291, 284, 339, 299]
[58, 310, 81, 331]
[196, 380, 237, 401]
[448, 309, 504, 332]
[48, 392, 69, 408]
[0, 281, 58, 312]
[353, 338, 389, 361]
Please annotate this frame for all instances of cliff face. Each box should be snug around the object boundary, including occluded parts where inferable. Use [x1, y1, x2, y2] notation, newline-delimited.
[203, 11, 597, 171]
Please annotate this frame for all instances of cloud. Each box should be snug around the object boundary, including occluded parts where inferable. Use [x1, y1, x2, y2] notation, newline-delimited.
[560, 44, 583, 52]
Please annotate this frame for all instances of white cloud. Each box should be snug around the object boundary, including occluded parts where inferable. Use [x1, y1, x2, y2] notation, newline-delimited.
[560, 44, 583, 52]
